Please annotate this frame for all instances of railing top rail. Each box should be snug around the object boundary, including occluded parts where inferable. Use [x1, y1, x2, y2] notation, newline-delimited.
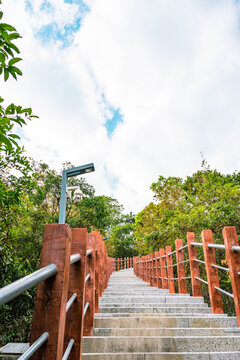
[70, 253, 81, 264]
[0, 264, 57, 306]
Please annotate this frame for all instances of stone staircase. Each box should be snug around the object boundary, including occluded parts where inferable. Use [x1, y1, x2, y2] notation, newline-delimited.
[82, 268, 240, 359]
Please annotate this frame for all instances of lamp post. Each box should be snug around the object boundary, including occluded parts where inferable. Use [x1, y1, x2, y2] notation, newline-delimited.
[58, 163, 95, 224]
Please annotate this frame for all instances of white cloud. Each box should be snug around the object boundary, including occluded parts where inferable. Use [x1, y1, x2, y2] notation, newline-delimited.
[2, 0, 240, 213]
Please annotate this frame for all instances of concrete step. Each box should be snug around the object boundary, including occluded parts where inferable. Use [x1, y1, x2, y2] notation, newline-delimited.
[82, 336, 240, 353]
[94, 315, 237, 328]
[98, 307, 212, 314]
[82, 352, 240, 359]
[100, 297, 205, 304]
[93, 327, 240, 336]
[103, 291, 190, 296]
[99, 303, 208, 308]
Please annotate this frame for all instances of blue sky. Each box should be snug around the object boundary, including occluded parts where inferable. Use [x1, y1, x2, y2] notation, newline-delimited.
[2, 0, 240, 212]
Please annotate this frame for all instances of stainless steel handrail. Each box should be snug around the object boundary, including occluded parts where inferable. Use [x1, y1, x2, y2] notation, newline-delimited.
[62, 339, 74, 360]
[66, 293, 77, 312]
[212, 264, 229, 272]
[195, 276, 208, 285]
[191, 242, 203, 247]
[0, 264, 57, 306]
[18, 332, 49, 360]
[179, 244, 188, 251]
[193, 258, 205, 265]
[208, 244, 225, 250]
[215, 286, 234, 298]
[85, 274, 91, 283]
[84, 302, 89, 317]
[70, 254, 81, 264]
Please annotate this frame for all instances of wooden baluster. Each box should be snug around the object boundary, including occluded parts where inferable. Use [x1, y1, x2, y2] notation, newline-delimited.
[202, 230, 223, 314]
[155, 251, 162, 289]
[176, 239, 187, 294]
[223, 226, 240, 326]
[166, 246, 175, 294]
[64, 228, 87, 360]
[30, 224, 72, 360]
[160, 249, 168, 289]
[83, 233, 96, 336]
[187, 232, 202, 297]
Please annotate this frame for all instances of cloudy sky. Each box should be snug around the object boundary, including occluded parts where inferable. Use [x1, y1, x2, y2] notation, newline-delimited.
[2, 0, 240, 213]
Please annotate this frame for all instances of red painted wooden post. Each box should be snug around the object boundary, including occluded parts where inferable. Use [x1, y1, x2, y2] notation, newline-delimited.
[160, 249, 168, 289]
[130, 257, 133, 268]
[127, 257, 129, 269]
[93, 232, 100, 313]
[147, 255, 151, 283]
[202, 230, 223, 314]
[83, 233, 96, 336]
[176, 239, 187, 294]
[64, 228, 87, 360]
[166, 246, 175, 294]
[155, 251, 162, 289]
[30, 224, 72, 360]
[154, 252, 158, 286]
[98, 238, 104, 297]
[223, 226, 240, 326]
[117, 258, 120, 271]
[150, 253, 154, 286]
[187, 232, 202, 297]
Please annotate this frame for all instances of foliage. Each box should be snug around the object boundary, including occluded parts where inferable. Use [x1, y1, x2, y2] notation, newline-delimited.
[135, 167, 240, 254]
[134, 164, 240, 315]
[0, 10, 22, 81]
[109, 223, 138, 258]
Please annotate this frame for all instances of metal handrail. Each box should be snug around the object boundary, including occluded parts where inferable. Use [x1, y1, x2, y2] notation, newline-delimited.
[191, 242, 203, 247]
[84, 302, 89, 317]
[179, 244, 188, 251]
[168, 250, 176, 256]
[181, 276, 191, 280]
[85, 274, 91, 283]
[62, 339, 74, 360]
[215, 286, 234, 298]
[0, 264, 57, 306]
[232, 246, 240, 252]
[168, 264, 177, 268]
[87, 250, 92, 256]
[180, 259, 189, 264]
[193, 258, 205, 265]
[170, 277, 178, 281]
[66, 293, 77, 312]
[195, 276, 208, 285]
[212, 264, 229, 272]
[18, 332, 49, 360]
[208, 244, 225, 250]
[70, 254, 81, 264]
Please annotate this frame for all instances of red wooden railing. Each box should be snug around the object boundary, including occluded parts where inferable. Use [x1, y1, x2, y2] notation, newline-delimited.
[115, 257, 134, 271]
[30, 224, 115, 360]
[133, 226, 240, 326]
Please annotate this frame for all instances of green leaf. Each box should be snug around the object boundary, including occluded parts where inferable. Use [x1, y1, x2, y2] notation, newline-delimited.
[0, 52, 5, 64]
[4, 68, 9, 81]
[9, 134, 20, 139]
[0, 23, 16, 32]
[0, 118, 10, 126]
[8, 43, 20, 54]
[8, 57, 22, 66]
[0, 134, 12, 149]
[4, 46, 14, 57]
[21, 108, 32, 115]
[0, 12, 3, 21]
[9, 33, 20, 40]
[11, 66, 22, 76]
[5, 104, 15, 115]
